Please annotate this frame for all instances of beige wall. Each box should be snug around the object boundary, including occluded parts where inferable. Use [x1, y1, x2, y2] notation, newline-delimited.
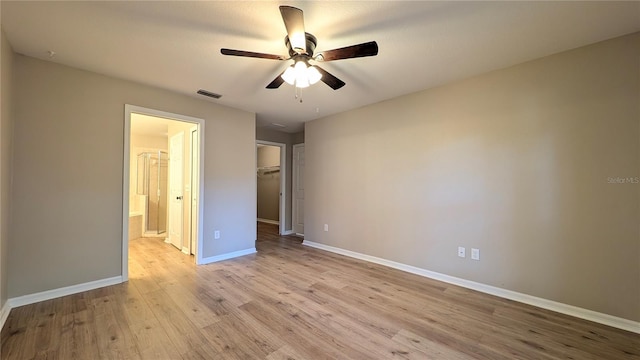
[0, 29, 14, 310]
[257, 145, 280, 168]
[305, 33, 640, 321]
[256, 128, 304, 231]
[9, 54, 256, 298]
[257, 145, 280, 222]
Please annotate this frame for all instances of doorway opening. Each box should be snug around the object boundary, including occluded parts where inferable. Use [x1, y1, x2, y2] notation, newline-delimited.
[122, 105, 205, 281]
[256, 141, 286, 235]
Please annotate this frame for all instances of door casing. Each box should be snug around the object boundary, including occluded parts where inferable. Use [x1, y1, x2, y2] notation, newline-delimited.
[292, 143, 304, 236]
[122, 104, 205, 281]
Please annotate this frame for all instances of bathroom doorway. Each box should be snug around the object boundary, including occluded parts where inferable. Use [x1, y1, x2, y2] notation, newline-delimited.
[122, 105, 205, 281]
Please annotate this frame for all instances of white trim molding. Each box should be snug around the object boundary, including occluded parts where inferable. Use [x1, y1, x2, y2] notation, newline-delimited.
[8, 276, 123, 309]
[291, 143, 304, 237]
[257, 218, 280, 225]
[303, 240, 640, 334]
[1, 276, 124, 331]
[0, 301, 11, 330]
[200, 248, 257, 265]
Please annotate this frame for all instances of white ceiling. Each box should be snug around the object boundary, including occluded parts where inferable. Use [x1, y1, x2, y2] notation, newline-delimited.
[130, 113, 170, 137]
[2, 1, 639, 133]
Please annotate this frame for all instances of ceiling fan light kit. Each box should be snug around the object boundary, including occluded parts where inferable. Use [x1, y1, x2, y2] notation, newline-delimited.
[220, 5, 378, 96]
[281, 61, 321, 88]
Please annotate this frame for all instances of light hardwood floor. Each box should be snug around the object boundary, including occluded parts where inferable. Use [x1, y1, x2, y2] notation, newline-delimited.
[1, 222, 638, 359]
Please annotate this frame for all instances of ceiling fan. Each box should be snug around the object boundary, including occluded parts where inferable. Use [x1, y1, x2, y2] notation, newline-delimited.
[220, 5, 378, 90]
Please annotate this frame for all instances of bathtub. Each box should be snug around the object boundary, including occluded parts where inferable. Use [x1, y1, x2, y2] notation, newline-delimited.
[128, 212, 143, 240]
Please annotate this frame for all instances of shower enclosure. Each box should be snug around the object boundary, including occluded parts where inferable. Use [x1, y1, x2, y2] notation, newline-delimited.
[137, 151, 169, 235]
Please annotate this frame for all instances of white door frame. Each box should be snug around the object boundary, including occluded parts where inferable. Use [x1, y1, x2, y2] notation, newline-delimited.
[256, 140, 286, 235]
[122, 104, 205, 281]
[169, 131, 185, 251]
[292, 143, 304, 236]
[189, 126, 198, 255]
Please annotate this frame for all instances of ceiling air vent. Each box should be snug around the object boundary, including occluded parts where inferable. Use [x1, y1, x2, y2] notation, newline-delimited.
[197, 89, 222, 99]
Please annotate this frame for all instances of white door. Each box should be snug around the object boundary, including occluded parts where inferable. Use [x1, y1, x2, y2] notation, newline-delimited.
[190, 127, 198, 255]
[292, 144, 305, 235]
[169, 132, 184, 250]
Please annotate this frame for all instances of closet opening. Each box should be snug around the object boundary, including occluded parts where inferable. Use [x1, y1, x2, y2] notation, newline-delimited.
[256, 141, 286, 235]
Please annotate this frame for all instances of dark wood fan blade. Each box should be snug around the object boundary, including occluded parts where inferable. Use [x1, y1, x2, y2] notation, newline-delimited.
[315, 65, 345, 90]
[221, 48, 286, 60]
[279, 6, 306, 53]
[266, 70, 286, 89]
[317, 41, 378, 61]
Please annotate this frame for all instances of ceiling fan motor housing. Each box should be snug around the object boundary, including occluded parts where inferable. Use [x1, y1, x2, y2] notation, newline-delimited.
[285, 33, 317, 57]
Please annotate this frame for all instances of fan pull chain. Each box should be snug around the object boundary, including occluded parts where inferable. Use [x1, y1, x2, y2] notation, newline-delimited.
[295, 86, 303, 103]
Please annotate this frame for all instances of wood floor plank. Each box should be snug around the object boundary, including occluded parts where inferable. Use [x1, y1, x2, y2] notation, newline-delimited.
[238, 299, 345, 360]
[114, 284, 182, 360]
[33, 301, 64, 356]
[200, 313, 278, 358]
[266, 344, 308, 360]
[310, 281, 508, 360]
[69, 309, 101, 359]
[392, 328, 474, 359]
[128, 257, 162, 295]
[159, 280, 222, 329]
[141, 289, 208, 355]
[181, 342, 227, 360]
[227, 259, 416, 358]
[1, 223, 638, 360]
[91, 294, 142, 360]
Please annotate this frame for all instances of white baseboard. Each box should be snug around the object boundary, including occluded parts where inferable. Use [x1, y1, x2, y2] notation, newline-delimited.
[257, 218, 279, 225]
[282, 230, 295, 235]
[200, 247, 257, 265]
[182, 247, 190, 255]
[0, 301, 11, 330]
[303, 240, 640, 334]
[8, 276, 123, 309]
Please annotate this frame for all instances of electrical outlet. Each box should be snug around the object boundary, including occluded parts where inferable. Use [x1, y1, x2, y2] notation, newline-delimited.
[471, 248, 480, 260]
[214, 230, 220, 239]
[458, 246, 466, 258]
[324, 224, 329, 232]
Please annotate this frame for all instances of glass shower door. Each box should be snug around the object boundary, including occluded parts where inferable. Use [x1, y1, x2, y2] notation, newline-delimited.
[137, 151, 168, 235]
[157, 151, 168, 234]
